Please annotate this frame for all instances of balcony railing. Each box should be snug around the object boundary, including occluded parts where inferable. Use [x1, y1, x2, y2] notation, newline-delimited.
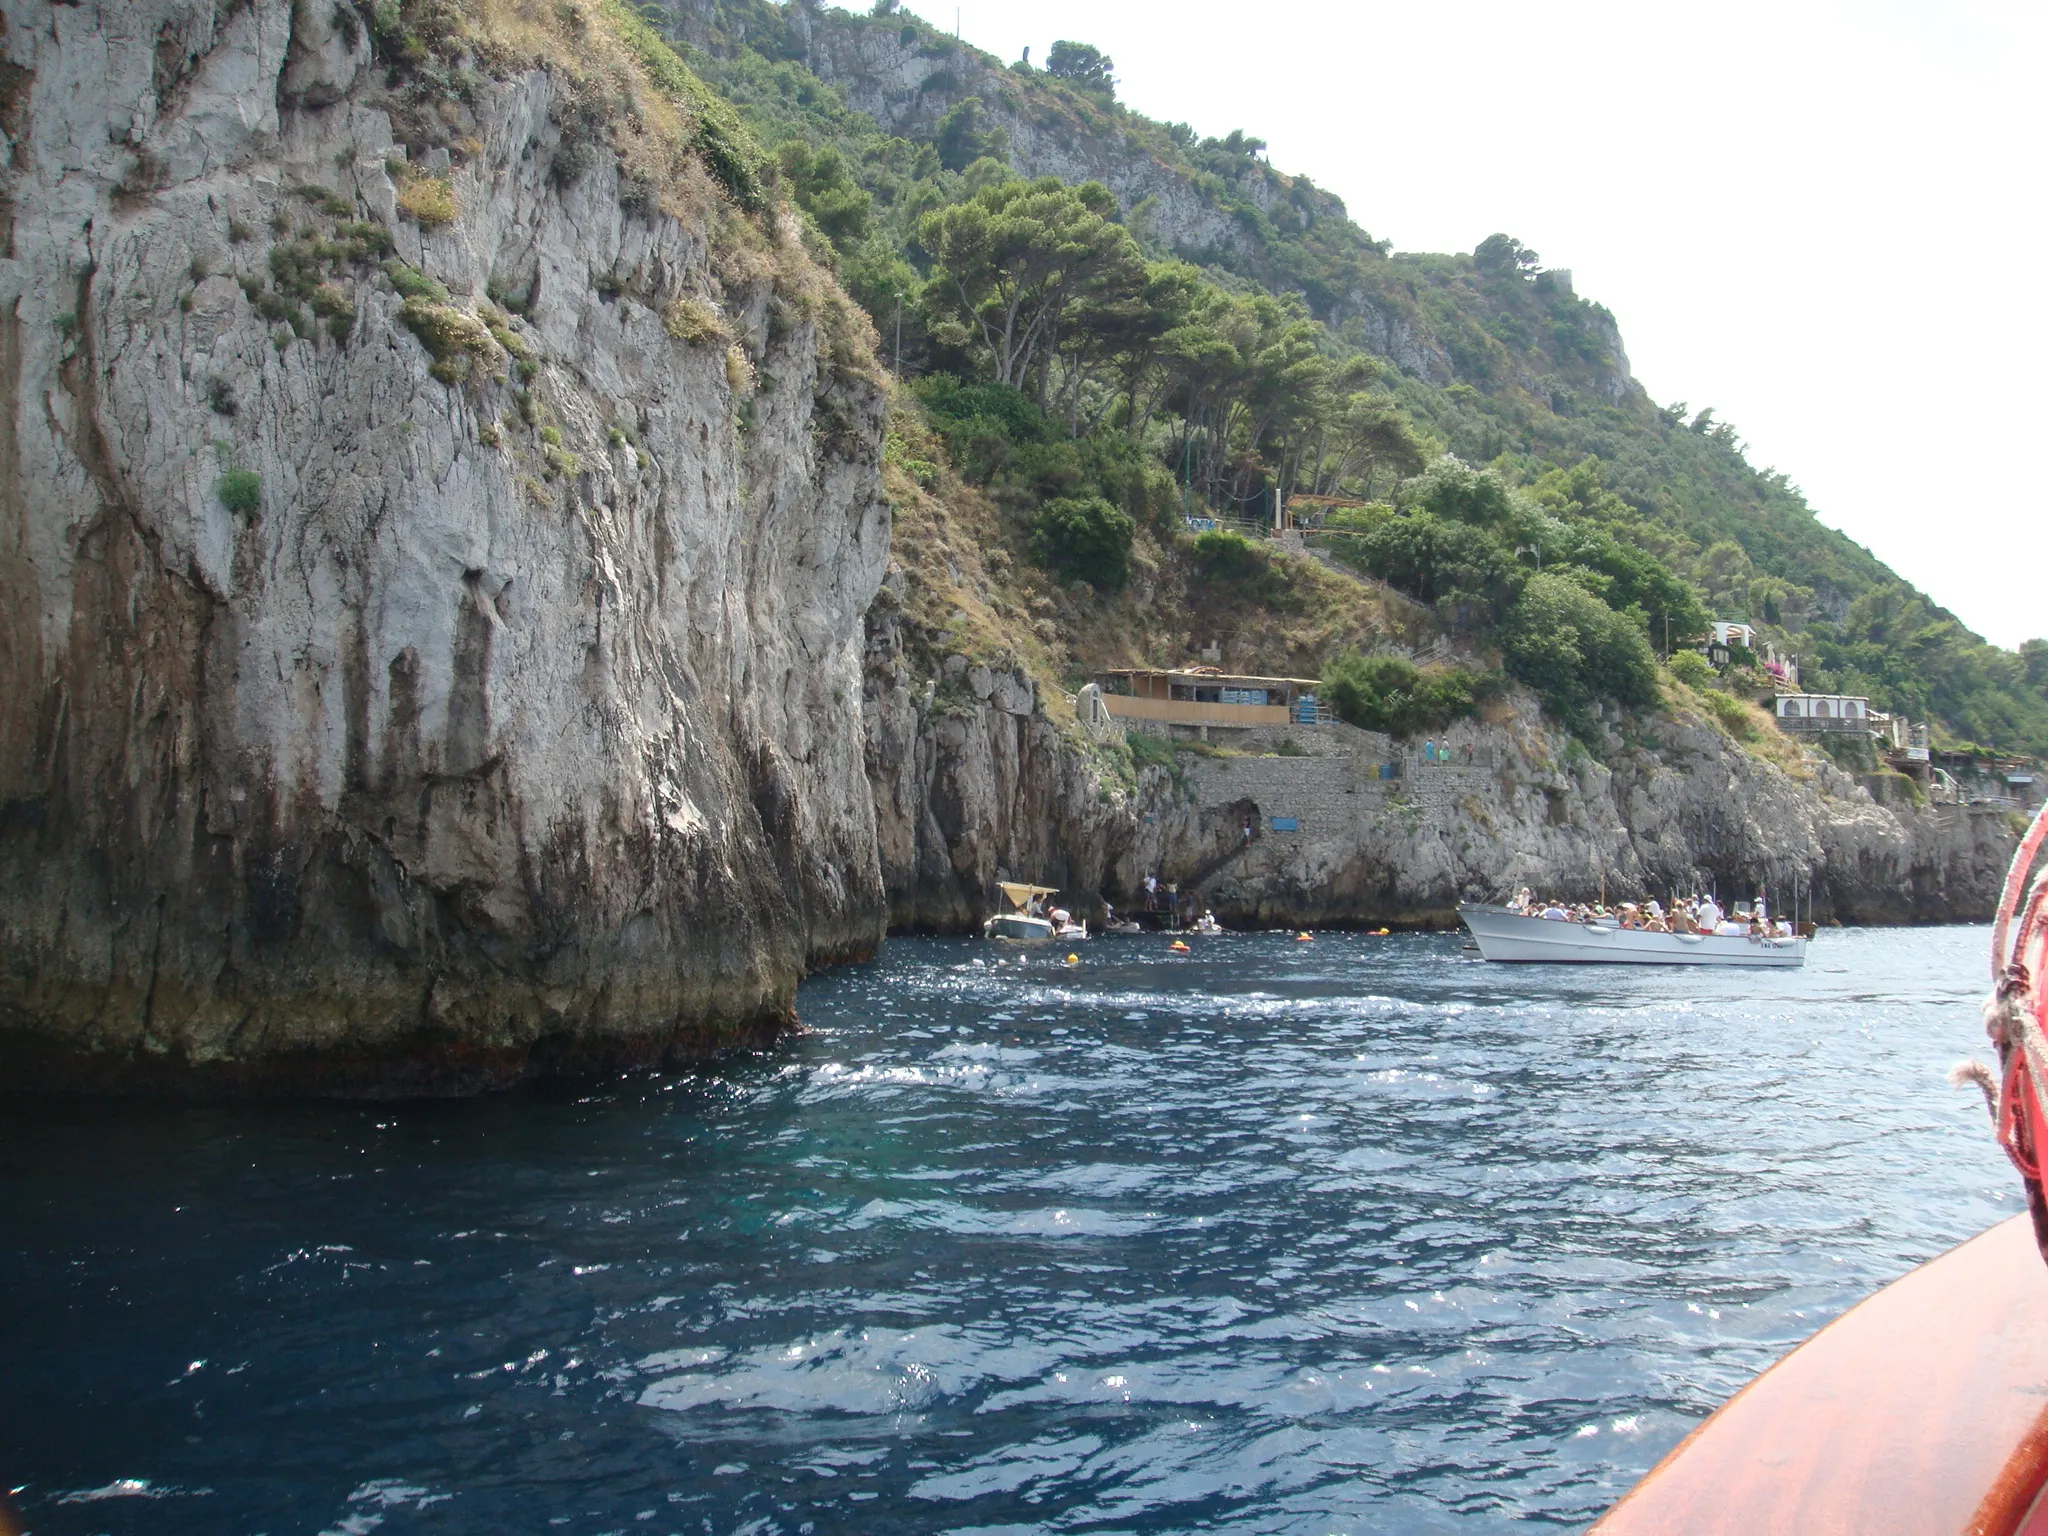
[1778, 715, 1871, 733]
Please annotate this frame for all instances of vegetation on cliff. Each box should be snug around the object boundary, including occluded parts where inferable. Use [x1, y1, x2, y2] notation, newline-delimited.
[650, 0, 2045, 755]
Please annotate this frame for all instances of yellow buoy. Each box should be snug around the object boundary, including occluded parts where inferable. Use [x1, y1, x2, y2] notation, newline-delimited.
[1169, 940, 1191, 954]
[1065, 953, 1079, 965]
[1295, 931, 1313, 942]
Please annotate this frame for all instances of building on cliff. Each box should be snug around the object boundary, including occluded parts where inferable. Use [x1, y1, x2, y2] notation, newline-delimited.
[1094, 668, 1322, 741]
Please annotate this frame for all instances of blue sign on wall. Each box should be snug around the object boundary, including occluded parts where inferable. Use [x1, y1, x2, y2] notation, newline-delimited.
[1270, 816, 1299, 832]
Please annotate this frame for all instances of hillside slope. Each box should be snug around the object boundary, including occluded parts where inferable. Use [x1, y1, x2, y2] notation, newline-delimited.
[655, 0, 2048, 756]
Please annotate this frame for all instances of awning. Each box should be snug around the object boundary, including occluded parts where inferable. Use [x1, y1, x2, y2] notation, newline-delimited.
[996, 882, 1059, 910]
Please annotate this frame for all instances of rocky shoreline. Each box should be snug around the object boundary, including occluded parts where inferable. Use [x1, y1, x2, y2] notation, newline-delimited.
[0, 2, 2020, 1094]
[879, 665, 2021, 938]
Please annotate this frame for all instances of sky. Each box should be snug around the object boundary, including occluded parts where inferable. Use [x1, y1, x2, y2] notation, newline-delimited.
[915, 0, 2048, 649]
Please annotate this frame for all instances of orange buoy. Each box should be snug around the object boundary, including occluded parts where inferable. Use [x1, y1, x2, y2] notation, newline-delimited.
[1168, 940, 1191, 954]
[1295, 931, 1314, 942]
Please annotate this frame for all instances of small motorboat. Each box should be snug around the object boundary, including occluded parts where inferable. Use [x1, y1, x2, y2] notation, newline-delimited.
[1189, 910, 1225, 935]
[1099, 903, 1145, 936]
[982, 882, 1088, 943]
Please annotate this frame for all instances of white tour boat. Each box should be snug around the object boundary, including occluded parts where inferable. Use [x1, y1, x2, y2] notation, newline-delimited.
[1459, 903, 1807, 967]
[983, 883, 1088, 943]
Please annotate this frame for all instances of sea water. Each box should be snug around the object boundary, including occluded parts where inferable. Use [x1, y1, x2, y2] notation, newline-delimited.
[0, 926, 2018, 1533]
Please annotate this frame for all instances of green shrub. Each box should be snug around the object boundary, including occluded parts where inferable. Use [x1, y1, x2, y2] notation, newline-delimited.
[382, 260, 449, 303]
[1322, 652, 1495, 737]
[1127, 731, 1177, 772]
[291, 182, 358, 218]
[662, 297, 726, 345]
[396, 174, 458, 228]
[1188, 528, 1290, 604]
[1347, 509, 1519, 611]
[1031, 495, 1133, 589]
[1700, 688, 1758, 741]
[1497, 571, 1658, 722]
[217, 469, 262, 514]
[399, 298, 497, 384]
[914, 375, 1053, 483]
[1189, 528, 1265, 582]
[1667, 649, 1716, 689]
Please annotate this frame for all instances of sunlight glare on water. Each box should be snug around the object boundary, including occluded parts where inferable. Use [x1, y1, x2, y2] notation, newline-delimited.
[0, 926, 2018, 1532]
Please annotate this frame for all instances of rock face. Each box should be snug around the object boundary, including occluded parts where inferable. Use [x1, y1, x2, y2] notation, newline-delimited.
[0, 0, 890, 1091]
[862, 608, 1131, 930]
[1121, 712, 2018, 928]
[854, 670, 2020, 935]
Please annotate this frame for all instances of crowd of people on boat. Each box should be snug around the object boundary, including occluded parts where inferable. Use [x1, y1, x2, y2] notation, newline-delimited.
[1506, 888, 1798, 938]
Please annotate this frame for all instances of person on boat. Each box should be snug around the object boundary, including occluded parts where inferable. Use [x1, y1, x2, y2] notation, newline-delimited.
[1619, 904, 1642, 930]
[1511, 886, 1534, 914]
[1644, 909, 1670, 933]
[1696, 895, 1722, 930]
[1540, 902, 1569, 920]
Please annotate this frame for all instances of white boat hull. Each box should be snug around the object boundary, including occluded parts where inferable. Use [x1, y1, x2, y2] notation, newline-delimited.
[982, 914, 1089, 942]
[1459, 905, 1806, 967]
[985, 914, 1054, 941]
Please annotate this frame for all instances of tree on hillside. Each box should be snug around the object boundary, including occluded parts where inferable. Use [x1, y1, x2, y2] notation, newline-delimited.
[1404, 456, 1533, 536]
[1349, 511, 1521, 615]
[1499, 571, 1658, 715]
[776, 141, 871, 249]
[1085, 259, 1204, 438]
[1046, 40, 1114, 94]
[934, 96, 1007, 172]
[1306, 392, 1428, 501]
[2022, 639, 2048, 698]
[1474, 233, 1540, 277]
[918, 177, 1144, 391]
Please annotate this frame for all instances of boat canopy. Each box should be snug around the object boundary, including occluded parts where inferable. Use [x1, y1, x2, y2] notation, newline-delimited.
[995, 882, 1058, 911]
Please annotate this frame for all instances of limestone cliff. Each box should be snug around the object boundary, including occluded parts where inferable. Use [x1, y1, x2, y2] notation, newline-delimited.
[865, 659, 2018, 934]
[1126, 711, 2018, 928]
[0, 0, 889, 1090]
